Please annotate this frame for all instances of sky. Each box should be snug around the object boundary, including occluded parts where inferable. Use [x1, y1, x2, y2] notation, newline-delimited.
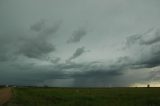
[0, 0, 160, 87]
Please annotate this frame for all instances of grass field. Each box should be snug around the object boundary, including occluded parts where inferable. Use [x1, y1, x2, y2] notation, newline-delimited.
[6, 87, 160, 106]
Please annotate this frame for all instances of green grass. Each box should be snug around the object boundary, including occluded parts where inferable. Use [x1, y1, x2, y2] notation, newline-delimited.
[7, 87, 160, 106]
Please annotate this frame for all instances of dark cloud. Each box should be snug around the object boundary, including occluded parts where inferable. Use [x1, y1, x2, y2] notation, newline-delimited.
[41, 21, 61, 36]
[51, 59, 132, 87]
[67, 27, 87, 43]
[0, 20, 61, 62]
[50, 60, 127, 87]
[0, 46, 10, 62]
[148, 68, 160, 82]
[30, 20, 45, 32]
[1, 31, 149, 87]
[18, 21, 62, 59]
[126, 34, 142, 47]
[1, 26, 160, 87]
[0, 63, 68, 86]
[136, 44, 160, 68]
[67, 47, 85, 61]
[124, 28, 160, 68]
[0, 53, 147, 87]
[140, 29, 160, 45]
[31, 20, 61, 36]
[0, 20, 63, 85]
[19, 39, 56, 59]
[50, 57, 61, 64]
[126, 28, 160, 47]
[70, 61, 128, 87]
[0, 33, 22, 62]
[0, 59, 126, 86]
[72, 71, 123, 87]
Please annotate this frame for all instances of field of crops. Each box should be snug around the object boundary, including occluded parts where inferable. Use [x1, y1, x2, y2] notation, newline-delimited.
[6, 87, 160, 106]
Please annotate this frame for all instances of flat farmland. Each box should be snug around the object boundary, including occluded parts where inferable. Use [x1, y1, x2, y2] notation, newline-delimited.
[5, 87, 160, 106]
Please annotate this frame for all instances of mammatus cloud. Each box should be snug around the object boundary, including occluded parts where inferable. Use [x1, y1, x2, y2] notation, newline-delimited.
[67, 27, 87, 43]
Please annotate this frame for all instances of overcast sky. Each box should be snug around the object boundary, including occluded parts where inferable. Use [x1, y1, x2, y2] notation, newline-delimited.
[0, 0, 160, 87]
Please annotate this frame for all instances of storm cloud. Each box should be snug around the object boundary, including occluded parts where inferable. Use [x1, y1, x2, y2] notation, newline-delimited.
[18, 21, 61, 59]
[30, 20, 45, 32]
[1, 0, 160, 87]
[67, 27, 87, 43]
[125, 28, 160, 68]
[126, 28, 160, 46]
[67, 47, 86, 61]
[19, 39, 56, 59]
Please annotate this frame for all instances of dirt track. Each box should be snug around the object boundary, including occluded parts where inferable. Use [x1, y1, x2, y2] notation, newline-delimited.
[0, 88, 12, 105]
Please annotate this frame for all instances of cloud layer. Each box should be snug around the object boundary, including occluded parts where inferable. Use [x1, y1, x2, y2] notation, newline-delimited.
[68, 47, 86, 61]
[1, 0, 160, 87]
[67, 27, 87, 43]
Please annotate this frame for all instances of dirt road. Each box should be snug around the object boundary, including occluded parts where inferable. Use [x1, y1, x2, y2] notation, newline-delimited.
[0, 88, 12, 105]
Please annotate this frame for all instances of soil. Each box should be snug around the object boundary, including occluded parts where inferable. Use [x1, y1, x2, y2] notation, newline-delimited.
[0, 88, 12, 105]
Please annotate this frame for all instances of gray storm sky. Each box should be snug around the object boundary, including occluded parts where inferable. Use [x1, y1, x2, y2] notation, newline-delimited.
[0, 0, 160, 87]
